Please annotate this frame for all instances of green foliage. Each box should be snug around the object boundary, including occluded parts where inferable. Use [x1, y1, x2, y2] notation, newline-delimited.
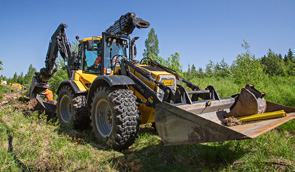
[0, 85, 9, 101]
[48, 57, 68, 93]
[186, 64, 198, 80]
[142, 28, 168, 66]
[231, 40, 265, 85]
[0, 60, 3, 70]
[261, 49, 285, 76]
[167, 52, 182, 74]
[23, 64, 36, 85]
[217, 58, 230, 77]
[143, 28, 160, 61]
[283, 48, 295, 76]
[197, 67, 205, 78]
[71, 40, 79, 53]
[205, 60, 214, 77]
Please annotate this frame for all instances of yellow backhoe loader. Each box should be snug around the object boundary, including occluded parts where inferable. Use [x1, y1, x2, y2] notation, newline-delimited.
[30, 12, 294, 150]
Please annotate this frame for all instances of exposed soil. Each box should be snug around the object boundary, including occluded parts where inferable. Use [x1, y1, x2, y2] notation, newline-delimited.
[1, 92, 55, 117]
[224, 116, 242, 126]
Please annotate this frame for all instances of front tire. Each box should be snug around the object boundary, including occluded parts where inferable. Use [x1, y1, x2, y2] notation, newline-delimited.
[90, 87, 139, 150]
[57, 86, 88, 129]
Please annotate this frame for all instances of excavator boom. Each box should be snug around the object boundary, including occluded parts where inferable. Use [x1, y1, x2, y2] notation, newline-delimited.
[30, 23, 72, 100]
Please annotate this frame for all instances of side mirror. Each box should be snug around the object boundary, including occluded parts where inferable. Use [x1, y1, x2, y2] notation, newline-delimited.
[86, 40, 94, 51]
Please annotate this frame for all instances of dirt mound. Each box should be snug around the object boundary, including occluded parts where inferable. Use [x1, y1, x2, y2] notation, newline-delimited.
[1, 93, 20, 102]
[0, 92, 54, 117]
[224, 116, 242, 126]
[28, 99, 43, 110]
[14, 99, 50, 116]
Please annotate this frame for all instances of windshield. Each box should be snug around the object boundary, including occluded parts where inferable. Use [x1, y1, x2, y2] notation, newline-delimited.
[104, 38, 127, 69]
[84, 41, 101, 74]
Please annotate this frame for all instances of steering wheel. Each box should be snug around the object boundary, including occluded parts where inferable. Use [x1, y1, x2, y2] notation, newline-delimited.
[111, 55, 126, 67]
[110, 55, 127, 74]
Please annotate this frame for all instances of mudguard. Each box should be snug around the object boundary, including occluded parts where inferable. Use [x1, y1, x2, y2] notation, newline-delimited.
[87, 75, 135, 106]
[57, 80, 87, 95]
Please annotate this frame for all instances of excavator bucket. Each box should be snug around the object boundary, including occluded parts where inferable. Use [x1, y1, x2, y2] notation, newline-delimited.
[36, 94, 56, 113]
[155, 89, 295, 146]
[30, 77, 56, 113]
[29, 76, 50, 99]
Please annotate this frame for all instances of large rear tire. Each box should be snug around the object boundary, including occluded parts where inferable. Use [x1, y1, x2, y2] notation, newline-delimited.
[57, 86, 89, 129]
[90, 87, 139, 150]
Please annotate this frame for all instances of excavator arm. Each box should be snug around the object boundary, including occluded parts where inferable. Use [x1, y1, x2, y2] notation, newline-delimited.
[30, 23, 72, 100]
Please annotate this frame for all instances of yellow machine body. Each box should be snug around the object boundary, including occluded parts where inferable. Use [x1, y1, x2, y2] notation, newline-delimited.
[70, 59, 176, 125]
[11, 83, 22, 90]
[128, 64, 176, 124]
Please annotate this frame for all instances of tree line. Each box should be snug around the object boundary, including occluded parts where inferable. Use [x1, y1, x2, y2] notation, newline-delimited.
[0, 64, 36, 85]
[143, 29, 294, 85]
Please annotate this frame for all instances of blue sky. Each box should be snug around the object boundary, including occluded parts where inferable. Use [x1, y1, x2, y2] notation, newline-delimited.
[0, 0, 294, 77]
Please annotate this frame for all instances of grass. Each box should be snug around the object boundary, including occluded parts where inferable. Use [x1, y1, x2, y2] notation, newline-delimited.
[0, 76, 294, 171]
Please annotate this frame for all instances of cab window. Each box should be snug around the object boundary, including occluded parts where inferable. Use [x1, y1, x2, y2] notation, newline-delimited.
[84, 41, 101, 74]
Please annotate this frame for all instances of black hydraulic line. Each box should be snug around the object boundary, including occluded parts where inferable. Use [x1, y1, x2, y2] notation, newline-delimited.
[0, 119, 31, 172]
[143, 57, 201, 90]
[123, 59, 173, 94]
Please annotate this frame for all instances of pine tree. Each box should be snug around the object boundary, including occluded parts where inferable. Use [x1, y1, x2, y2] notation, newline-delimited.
[261, 49, 284, 76]
[284, 48, 294, 75]
[191, 64, 197, 78]
[13, 72, 18, 83]
[24, 64, 36, 84]
[143, 28, 159, 60]
[205, 60, 214, 77]
[287, 48, 293, 61]
[219, 58, 230, 77]
[197, 67, 204, 78]
[142, 28, 167, 65]
[17, 72, 24, 85]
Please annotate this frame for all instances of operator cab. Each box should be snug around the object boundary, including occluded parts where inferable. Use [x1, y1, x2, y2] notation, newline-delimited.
[79, 35, 128, 75]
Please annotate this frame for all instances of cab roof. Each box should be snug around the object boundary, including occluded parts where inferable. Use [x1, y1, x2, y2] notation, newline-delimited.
[79, 36, 102, 45]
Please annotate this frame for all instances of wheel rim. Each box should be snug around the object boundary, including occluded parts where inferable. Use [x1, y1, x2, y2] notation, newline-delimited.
[60, 95, 72, 123]
[95, 99, 113, 137]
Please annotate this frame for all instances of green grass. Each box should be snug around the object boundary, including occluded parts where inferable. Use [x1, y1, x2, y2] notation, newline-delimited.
[0, 76, 294, 171]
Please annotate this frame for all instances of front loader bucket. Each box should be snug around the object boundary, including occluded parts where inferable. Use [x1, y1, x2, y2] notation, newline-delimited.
[155, 100, 295, 146]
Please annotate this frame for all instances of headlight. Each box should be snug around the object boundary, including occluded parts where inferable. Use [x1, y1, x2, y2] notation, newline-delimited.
[106, 68, 112, 74]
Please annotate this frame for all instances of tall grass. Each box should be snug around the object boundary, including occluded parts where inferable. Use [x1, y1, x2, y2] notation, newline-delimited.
[192, 75, 295, 107]
[0, 76, 294, 171]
